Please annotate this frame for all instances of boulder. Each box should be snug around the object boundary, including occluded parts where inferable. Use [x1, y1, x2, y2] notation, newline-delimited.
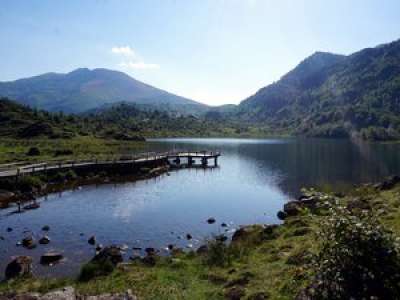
[207, 217, 216, 224]
[88, 236, 96, 245]
[39, 236, 51, 245]
[5, 256, 33, 280]
[22, 236, 36, 249]
[277, 210, 287, 220]
[92, 246, 123, 266]
[40, 252, 63, 265]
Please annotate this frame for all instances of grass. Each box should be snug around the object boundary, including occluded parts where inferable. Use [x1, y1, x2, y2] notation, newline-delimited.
[2, 183, 400, 299]
[0, 137, 146, 164]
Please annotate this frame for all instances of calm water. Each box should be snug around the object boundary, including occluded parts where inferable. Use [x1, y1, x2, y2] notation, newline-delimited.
[1, 137, 400, 278]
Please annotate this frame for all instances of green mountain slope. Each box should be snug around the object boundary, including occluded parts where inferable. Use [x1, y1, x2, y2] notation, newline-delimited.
[0, 68, 208, 114]
[238, 39, 400, 140]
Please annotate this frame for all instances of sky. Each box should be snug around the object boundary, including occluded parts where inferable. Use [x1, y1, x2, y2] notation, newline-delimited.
[1, 0, 400, 106]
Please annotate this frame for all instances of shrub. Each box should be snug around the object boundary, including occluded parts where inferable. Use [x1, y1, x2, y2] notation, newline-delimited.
[26, 147, 40, 156]
[307, 203, 400, 299]
[17, 176, 43, 192]
[78, 260, 114, 282]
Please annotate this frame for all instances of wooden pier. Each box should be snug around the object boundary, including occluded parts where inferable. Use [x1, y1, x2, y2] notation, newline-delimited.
[0, 150, 221, 180]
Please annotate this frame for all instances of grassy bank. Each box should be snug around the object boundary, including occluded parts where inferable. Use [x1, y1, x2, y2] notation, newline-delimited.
[0, 137, 146, 164]
[2, 179, 400, 299]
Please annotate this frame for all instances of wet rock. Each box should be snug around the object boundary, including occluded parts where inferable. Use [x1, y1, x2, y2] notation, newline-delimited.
[88, 236, 96, 245]
[216, 235, 228, 242]
[167, 244, 174, 250]
[7, 227, 13, 232]
[224, 286, 245, 300]
[92, 246, 123, 266]
[186, 234, 192, 240]
[145, 247, 156, 255]
[24, 202, 40, 210]
[39, 236, 51, 245]
[283, 201, 301, 216]
[0, 236, 4, 240]
[96, 244, 103, 252]
[277, 210, 287, 220]
[375, 175, 400, 191]
[40, 252, 64, 265]
[42, 225, 50, 231]
[22, 236, 36, 249]
[221, 223, 228, 227]
[0, 190, 15, 206]
[207, 217, 216, 224]
[5, 256, 33, 280]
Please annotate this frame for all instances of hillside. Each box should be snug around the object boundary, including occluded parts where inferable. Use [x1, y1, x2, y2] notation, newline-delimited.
[238, 39, 400, 140]
[0, 68, 208, 114]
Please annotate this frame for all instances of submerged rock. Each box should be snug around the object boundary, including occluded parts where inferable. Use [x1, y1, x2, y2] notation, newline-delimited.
[40, 251, 64, 265]
[88, 236, 96, 245]
[5, 256, 33, 280]
[22, 236, 36, 249]
[24, 202, 40, 210]
[92, 246, 123, 266]
[207, 217, 216, 224]
[39, 235, 51, 245]
[42, 225, 50, 231]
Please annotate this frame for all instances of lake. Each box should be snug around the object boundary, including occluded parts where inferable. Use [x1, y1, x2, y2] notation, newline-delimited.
[1, 137, 400, 278]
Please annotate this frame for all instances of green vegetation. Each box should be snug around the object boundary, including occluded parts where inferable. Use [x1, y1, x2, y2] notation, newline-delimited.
[3, 182, 400, 299]
[238, 39, 400, 141]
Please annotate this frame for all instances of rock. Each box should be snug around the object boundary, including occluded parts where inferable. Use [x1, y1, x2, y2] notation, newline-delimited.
[142, 254, 156, 266]
[5, 256, 33, 280]
[376, 175, 400, 191]
[232, 227, 253, 242]
[22, 236, 36, 249]
[96, 244, 103, 252]
[221, 223, 228, 227]
[186, 234, 192, 240]
[39, 286, 75, 300]
[224, 286, 245, 299]
[216, 235, 228, 242]
[167, 244, 174, 250]
[84, 289, 137, 300]
[42, 225, 50, 231]
[39, 236, 51, 245]
[0, 236, 4, 240]
[207, 217, 216, 224]
[88, 236, 96, 245]
[145, 247, 156, 255]
[0, 190, 15, 205]
[7, 227, 13, 232]
[118, 244, 129, 251]
[277, 210, 287, 220]
[283, 201, 301, 216]
[40, 251, 64, 265]
[92, 246, 123, 266]
[24, 202, 40, 210]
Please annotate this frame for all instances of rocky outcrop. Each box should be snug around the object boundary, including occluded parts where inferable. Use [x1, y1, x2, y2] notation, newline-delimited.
[5, 256, 33, 280]
[0, 287, 137, 300]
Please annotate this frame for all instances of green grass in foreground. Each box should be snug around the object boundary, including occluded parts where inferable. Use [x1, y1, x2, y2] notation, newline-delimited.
[2, 181, 400, 299]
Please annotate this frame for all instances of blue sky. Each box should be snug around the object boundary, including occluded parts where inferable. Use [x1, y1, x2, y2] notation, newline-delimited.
[1, 0, 400, 106]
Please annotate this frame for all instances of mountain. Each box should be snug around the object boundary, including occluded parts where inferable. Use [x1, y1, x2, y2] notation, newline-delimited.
[0, 68, 208, 114]
[238, 39, 400, 140]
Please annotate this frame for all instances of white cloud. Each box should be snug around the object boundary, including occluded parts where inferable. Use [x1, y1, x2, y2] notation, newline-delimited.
[118, 61, 160, 70]
[111, 46, 135, 57]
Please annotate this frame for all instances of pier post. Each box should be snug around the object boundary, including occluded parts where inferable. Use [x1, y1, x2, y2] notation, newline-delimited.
[201, 157, 208, 167]
[188, 156, 193, 166]
[214, 156, 218, 166]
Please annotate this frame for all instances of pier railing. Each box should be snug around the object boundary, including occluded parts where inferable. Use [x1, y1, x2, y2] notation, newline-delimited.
[0, 150, 221, 178]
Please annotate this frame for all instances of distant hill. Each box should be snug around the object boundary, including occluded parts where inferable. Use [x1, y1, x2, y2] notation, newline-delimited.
[238, 39, 400, 140]
[0, 68, 208, 114]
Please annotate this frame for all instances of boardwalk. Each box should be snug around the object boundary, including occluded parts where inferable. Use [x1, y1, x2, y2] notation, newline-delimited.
[0, 151, 221, 179]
